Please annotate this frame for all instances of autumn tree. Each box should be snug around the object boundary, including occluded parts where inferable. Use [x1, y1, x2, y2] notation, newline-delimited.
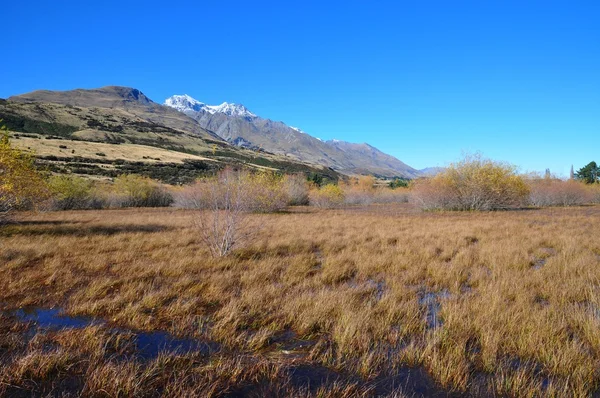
[0, 122, 48, 221]
[411, 154, 529, 211]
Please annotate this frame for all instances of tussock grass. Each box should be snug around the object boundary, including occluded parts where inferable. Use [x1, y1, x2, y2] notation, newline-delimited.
[1, 204, 600, 396]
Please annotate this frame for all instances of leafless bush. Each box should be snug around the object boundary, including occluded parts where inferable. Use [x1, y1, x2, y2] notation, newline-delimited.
[193, 168, 257, 257]
[372, 188, 410, 204]
[175, 169, 288, 212]
[283, 174, 309, 205]
[343, 190, 374, 205]
[528, 179, 593, 207]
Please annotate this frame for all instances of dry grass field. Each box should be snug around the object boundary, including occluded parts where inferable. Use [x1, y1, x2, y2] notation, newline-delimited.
[1, 204, 600, 397]
[11, 134, 213, 164]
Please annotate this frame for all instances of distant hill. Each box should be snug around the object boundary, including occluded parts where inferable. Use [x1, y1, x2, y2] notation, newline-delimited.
[1, 87, 341, 184]
[418, 167, 445, 177]
[10, 86, 221, 141]
[164, 94, 420, 178]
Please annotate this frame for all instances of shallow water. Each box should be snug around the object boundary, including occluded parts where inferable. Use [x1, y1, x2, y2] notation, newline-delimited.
[419, 289, 451, 330]
[9, 306, 219, 359]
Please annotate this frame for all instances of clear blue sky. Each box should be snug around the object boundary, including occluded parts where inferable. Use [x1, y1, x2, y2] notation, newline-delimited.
[3, 0, 599, 175]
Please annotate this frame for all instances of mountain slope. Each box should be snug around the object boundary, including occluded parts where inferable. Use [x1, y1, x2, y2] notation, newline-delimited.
[165, 94, 420, 178]
[1, 87, 341, 183]
[10, 86, 222, 141]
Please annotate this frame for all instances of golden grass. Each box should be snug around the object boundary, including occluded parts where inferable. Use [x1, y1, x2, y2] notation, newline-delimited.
[10, 133, 213, 164]
[1, 204, 600, 396]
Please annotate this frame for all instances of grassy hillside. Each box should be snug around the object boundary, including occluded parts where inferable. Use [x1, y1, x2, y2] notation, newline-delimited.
[0, 98, 341, 184]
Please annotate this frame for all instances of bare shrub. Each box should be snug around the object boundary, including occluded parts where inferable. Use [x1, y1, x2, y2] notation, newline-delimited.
[309, 184, 345, 208]
[411, 154, 529, 211]
[372, 187, 411, 204]
[172, 179, 214, 209]
[283, 174, 309, 205]
[341, 176, 376, 205]
[175, 169, 288, 212]
[194, 168, 256, 257]
[591, 185, 600, 204]
[528, 178, 593, 207]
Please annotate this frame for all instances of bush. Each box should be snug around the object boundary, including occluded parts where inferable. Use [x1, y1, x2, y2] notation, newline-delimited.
[341, 176, 376, 205]
[372, 187, 410, 204]
[528, 178, 594, 207]
[192, 168, 257, 257]
[243, 171, 288, 212]
[0, 124, 48, 221]
[309, 184, 345, 208]
[110, 174, 173, 207]
[411, 155, 529, 211]
[174, 169, 288, 213]
[47, 175, 95, 210]
[284, 174, 309, 205]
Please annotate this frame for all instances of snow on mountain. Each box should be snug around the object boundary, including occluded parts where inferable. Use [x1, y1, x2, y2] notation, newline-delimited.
[209, 102, 256, 117]
[164, 94, 207, 113]
[164, 95, 256, 118]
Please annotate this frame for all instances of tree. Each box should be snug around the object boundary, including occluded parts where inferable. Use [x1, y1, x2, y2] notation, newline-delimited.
[0, 121, 48, 221]
[544, 168, 551, 179]
[570, 165, 575, 180]
[575, 161, 599, 184]
[389, 178, 409, 189]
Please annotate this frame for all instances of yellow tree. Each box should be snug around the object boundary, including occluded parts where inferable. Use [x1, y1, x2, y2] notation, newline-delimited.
[0, 122, 48, 220]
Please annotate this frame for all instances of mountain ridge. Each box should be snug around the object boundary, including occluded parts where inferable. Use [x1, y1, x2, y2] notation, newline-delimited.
[164, 93, 421, 178]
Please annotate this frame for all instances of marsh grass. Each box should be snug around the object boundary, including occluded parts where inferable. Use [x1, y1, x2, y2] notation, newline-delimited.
[1, 204, 600, 396]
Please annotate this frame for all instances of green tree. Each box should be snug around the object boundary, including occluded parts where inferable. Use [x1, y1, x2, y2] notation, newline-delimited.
[575, 161, 599, 184]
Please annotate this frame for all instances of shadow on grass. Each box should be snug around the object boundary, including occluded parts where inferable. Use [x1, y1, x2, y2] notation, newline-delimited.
[5, 220, 81, 226]
[0, 224, 173, 237]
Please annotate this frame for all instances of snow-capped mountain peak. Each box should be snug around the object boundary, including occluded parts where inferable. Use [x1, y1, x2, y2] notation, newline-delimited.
[290, 126, 307, 134]
[209, 102, 256, 117]
[164, 94, 207, 113]
[164, 95, 256, 118]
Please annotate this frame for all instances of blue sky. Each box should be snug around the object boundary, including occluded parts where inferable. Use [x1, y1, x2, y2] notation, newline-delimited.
[3, 0, 599, 175]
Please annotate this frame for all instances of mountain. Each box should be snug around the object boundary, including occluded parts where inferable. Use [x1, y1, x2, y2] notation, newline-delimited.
[164, 94, 420, 178]
[164, 95, 256, 117]
[11, 86, 221, 141]
[419, 167, 445, 176]
[1, 86, 341, 184]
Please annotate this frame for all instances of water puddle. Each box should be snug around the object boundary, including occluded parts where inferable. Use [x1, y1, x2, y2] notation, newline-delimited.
[7, 306, 219, 359]
[419, 289, 451, 330]
[373, 367, 453, 397]
[531, 258, 546, 269]
[530, 247, 557, 269]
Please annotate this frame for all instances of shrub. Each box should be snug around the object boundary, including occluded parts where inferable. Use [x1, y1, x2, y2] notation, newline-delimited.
[193, 168, 256, 257]
[243, 171, 288, 213]
[283, 174, 309, 205]
[372, 187, 410, 204]
[309, 184, 345, 208]
[389, 178, 409, 189]
[175, 169, 288, 212]
[411, 154, 529, 211]
[341, 176, 376, 205]
[47, 175, 95, 210]
[111, 174, 173, 208]
[528, 178, 593, 207]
